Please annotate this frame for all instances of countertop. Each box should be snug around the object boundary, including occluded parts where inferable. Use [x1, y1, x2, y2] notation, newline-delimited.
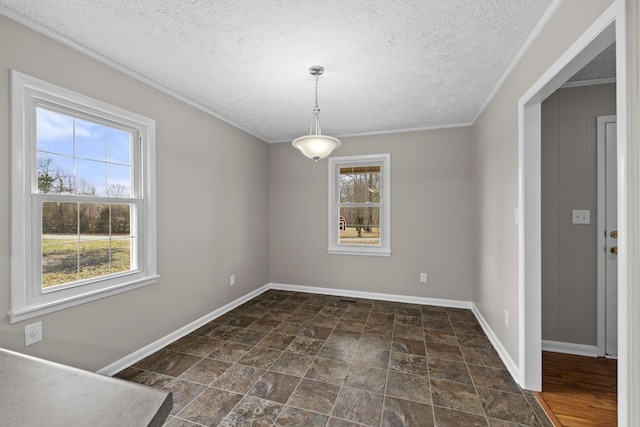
[0, 348, 172, 427]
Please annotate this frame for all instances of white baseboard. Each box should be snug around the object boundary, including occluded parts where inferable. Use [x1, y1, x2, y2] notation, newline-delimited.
[541, 340, 599, 357]
[268, 282, 473, 309]
[97, 284, 270, 376]
[471, 304, 521, 385]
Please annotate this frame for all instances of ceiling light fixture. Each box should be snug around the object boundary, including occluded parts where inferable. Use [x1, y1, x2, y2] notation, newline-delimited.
[292, 65, 341, 162]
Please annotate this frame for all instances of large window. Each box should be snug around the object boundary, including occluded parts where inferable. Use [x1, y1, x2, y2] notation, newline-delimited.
[328, 154, 391, 256]
[10, 71, 157, 323]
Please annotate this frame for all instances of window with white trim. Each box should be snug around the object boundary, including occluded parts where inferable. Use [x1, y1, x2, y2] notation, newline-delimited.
[10, 70, 157, 323]
[328, 153, 391, 256]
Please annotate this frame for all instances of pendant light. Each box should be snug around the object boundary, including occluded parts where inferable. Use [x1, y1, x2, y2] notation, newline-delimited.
[292, 65, 341, 161]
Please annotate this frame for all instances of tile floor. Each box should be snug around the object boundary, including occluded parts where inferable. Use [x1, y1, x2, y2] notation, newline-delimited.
[115, 290, 553, 427]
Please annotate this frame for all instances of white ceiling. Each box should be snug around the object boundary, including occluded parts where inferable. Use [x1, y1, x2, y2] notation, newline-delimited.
[1, 0, 556, 143]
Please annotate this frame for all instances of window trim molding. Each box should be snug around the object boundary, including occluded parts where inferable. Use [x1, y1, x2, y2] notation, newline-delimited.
[327, 153, 391, 256]
[9, 70, 158, 324]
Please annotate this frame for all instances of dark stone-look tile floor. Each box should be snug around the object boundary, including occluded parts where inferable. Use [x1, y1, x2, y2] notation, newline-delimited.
[115, 290, 553, 427]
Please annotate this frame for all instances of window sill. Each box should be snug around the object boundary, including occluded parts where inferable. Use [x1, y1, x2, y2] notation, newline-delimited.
[9, 275, 159, 324]
[327, 249, 392, 257]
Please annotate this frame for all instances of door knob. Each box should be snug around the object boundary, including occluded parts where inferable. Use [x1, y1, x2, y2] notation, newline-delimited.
[610, 230, 618, 238]
[610, 246, 618, 254]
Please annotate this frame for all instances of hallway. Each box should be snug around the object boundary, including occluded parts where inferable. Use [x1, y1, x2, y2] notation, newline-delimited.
[535, 352, 617, 426]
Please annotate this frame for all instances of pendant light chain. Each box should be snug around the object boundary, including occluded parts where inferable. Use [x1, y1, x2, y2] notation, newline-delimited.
[315, 74, 320, 110]
[311, 73, 322, 135]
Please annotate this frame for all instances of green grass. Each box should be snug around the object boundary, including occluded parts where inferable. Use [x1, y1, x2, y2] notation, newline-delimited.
[41, 238, 131, 288]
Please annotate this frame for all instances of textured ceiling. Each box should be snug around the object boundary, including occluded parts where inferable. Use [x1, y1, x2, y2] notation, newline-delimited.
[1, 0, 556, 142]
[568, 42, 616, 83]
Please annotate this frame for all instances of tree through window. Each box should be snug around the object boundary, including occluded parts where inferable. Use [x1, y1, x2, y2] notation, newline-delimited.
[339, 165, 381, 245]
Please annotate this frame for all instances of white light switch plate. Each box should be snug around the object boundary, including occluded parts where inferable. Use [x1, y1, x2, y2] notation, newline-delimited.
[572, 210, 590, 224]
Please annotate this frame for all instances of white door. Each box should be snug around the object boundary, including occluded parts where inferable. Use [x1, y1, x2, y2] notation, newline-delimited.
[597, 115, 617, 358]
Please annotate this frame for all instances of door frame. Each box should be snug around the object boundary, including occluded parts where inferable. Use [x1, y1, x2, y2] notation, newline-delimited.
[517, 0, 640, 424]
[519, 0, 633, 423]
[597, 114, 618, 358]
[518, 4, 619, 391]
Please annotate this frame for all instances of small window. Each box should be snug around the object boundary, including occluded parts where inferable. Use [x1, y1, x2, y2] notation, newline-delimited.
[328, 154, 391, 256]
[10, 71, 158, 323]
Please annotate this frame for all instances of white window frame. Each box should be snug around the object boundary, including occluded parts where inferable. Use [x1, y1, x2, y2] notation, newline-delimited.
[328, 153, 391, 256]
[9, 70, 158, 324]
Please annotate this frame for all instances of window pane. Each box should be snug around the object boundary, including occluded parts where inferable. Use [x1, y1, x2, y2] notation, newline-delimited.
[42, 201, 78, 235]
[36, 107, 73, 156]
[42, 201, 79, 288]
[339, 166, 381, 203]
[79, 203, 109, 235]
[111, 237, 132, 274]
[107, 128, 132, 165]
[79, 239, 111, 280]
[110, 204, 131, 235]
[75, 159, 106, 196]
[37, 153, 74, 194]
[107, 164, 132, 197]
[41, 202, 134, 288]
[339, 206, 380, 246]
[42, 241, 78, 288]
[75, 118, 106, 161]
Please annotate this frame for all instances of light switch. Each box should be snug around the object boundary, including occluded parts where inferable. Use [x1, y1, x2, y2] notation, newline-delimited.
[572, 210, 590, 224]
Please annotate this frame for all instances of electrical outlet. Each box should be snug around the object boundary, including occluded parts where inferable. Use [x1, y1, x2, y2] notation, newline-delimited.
[504, 310, 509, 327]
[230, 274, 235, 286]
[25, 321, 42, 346]
[420, 273, 427, 283]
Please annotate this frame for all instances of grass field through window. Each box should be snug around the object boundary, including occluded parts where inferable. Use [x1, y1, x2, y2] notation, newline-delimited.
[42, 237, 131, 288]
[339, 226, 380, 245]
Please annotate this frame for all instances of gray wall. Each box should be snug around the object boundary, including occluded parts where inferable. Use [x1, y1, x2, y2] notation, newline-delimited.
[541, 83, 616, 345]
[0, 15, 270, 371]
[472, 0, 614, 363]
[269, 127, 474, 301]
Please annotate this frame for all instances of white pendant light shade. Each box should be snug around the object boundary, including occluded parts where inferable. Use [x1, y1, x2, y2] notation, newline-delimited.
[292, 134, 341, 161]
[292, 65, 342, 162]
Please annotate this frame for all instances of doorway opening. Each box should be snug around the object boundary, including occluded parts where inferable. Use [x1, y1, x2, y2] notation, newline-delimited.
[517, 1, 629, 423]
[537, 100, 618, 424]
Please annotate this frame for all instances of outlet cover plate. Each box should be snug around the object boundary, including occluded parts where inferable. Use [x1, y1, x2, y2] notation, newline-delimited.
[25, 321, 42, 346]
[572, 209, 590, 224]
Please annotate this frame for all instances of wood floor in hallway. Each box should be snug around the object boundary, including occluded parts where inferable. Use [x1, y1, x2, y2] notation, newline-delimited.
[534, 351, 617, 427]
